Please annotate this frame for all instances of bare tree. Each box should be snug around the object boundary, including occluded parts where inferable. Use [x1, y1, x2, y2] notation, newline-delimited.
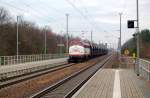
[0, 7, 11, 24]
[0, 7, 69, 56]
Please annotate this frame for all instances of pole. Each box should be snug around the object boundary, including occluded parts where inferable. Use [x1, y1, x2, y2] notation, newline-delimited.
[136, 0, 140, 75]
[44, 29, 47, 54]
[91, 31, 93, 43]
[119, 13, 122, 56]
[60, 31, 62, 55]
[118, 37, 120, 52]
[17, 16, 19, 63]
[66, 14, 69, 54]
[118, 13, 122, 68]
[137, 0, 140, 59]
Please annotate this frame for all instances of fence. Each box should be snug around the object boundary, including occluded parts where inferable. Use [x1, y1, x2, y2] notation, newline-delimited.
[119, 56, 135, 68]
[0, 54, 67, 66]
[138, 59, 150, 81]
[120, 56, 135, 65]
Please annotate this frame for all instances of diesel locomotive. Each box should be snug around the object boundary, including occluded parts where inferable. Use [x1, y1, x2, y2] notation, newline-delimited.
[68, 38, 108, 62]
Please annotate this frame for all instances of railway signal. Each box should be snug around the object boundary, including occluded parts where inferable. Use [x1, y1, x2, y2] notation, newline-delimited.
[124, 49, 130, 56]
[127, 20, 135, 28]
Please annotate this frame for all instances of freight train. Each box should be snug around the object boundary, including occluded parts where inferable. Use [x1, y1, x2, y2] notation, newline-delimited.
[68, 38, 108, 62]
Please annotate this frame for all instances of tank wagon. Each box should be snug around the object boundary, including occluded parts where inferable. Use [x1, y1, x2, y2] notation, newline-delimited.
[68, 38, 108, 62]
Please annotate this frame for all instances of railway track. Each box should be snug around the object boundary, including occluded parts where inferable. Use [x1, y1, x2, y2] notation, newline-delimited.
[30, 55, 112, 98]
[0, 55, 111, 98]
[0, 62, 74, 89]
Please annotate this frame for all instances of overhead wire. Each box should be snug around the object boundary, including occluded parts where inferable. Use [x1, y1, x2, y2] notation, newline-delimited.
[1, 0, 111, 34]
[0, 0, 59, 24]
[19, 1, 56, 22]
[0, 2, 41, 22]
[32, 0, 67, 30]
[65, 0, 98, 31]
[65, 0, 106, 32]
[37, 0, 65, 15]
[23, 0, 67, 30]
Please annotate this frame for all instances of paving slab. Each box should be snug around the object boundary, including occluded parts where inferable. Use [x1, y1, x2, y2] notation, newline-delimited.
[72, 69, 145, 98]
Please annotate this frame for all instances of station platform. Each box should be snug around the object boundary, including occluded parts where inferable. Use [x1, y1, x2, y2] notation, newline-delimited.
[0, 57, 68, 74]
[72, 68, 150, 98]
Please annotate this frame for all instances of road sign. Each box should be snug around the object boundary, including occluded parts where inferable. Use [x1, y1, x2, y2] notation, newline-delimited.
[124, 49, 130, 55]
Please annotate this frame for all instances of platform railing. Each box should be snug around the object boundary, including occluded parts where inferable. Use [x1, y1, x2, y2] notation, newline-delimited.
[138, 59, 150, 81]
[120, 56, 135, 65]
[0, 54, 67, 66]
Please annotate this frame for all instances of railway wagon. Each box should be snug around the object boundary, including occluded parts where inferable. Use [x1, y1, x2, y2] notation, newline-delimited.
[68, 38, 108, 62]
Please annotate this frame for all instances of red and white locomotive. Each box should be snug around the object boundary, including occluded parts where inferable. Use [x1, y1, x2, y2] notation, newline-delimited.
[68, 38, 108, 62]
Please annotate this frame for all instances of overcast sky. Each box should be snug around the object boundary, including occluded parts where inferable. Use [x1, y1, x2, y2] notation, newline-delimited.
[0, 0, 150, 48]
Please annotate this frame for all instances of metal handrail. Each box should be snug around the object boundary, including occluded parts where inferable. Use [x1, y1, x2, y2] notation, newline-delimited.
[138, 58, 150, 81]
[0, 54, 67, 66]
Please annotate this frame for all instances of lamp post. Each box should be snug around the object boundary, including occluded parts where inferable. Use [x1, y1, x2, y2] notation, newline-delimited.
[66, 14, 69, 54]
[91, 31, 93, 43]
[44, 29, 47, 54]
[16, 16, 20, 63]
[119, 13, 122, 58]
[57, 31, 64, 55]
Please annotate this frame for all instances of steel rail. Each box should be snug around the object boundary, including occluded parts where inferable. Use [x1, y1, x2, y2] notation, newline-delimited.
[30, 55, 112, 98]
[0, 63, 75, 89]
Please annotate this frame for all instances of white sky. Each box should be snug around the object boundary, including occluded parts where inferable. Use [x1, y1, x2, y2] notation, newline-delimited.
[0, 0, 150, 49]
